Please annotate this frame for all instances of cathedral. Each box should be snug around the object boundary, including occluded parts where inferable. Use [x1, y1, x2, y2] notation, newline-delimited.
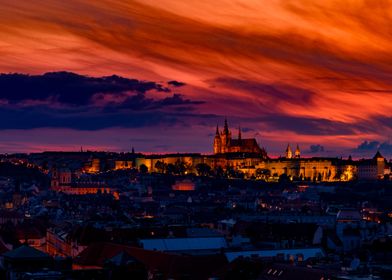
[285, 143, 301, 159]
[213, 119, 267, 157]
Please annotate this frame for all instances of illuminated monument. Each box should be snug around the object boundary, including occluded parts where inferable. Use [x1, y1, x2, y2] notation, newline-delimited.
[285, 144, 301, 159]
[80, 119, 388, 182]
[213, 119, 267, 156]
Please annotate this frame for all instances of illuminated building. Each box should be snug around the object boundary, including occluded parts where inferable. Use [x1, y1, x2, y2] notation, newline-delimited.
[114, 160, 133, 170]
[357, 151, 387, 180]
[50, 167, 118, 197]
[90, 158, 100, 172]
[256, 157, 337, 181]
[294, 144, 301, 158]
[213, 119, 267, 156]
[76, 120, 389, 182]
[46, 228, 86, 257]
[50, 167, 72, 190]
[171, 179, 196, 191]
[285, 144, 293, 159]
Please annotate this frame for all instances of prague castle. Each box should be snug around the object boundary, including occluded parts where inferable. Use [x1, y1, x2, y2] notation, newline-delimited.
[129, 120, 357, 181]
[213, 119, 267, 157]
[67, 119, 389, 182]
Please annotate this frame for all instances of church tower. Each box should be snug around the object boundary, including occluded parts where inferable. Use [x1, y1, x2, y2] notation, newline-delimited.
[220, 118, 231, 153]
[294, 144, 301, 158]
[285, 144, 293, 159]
[213, 125, 222, 154]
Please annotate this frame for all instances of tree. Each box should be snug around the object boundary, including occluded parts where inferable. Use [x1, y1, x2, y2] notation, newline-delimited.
[234, 170, 245, 179]
[166, 163, 175, 175]
[279, 173, 289, 183]
[196, 163, 211, 176]
[215, 166, 224, 178]
[255, 168, 271, 180]
[155, 161, 166, 173]
[225, 165, 236, 178]
[174, 160, 187, 175]
[139, 164, 148, 174]
[317, 173, 322, 181]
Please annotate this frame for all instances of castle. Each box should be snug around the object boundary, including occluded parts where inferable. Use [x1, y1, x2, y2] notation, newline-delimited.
[213, 119, 267, 157]
[51, 119, 387, 182]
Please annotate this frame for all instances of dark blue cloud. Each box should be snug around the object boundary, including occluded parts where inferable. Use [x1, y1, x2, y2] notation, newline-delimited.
[259, 115, 360, 135]
[0, 72, 169, 106]
[0, 72, 208, 130]
[375, 116, 392, 130]
[115, 93, 203, 110]
[354, 140, 392, 156]
[356, 140, 380, 151]
[241, 127, 254, 133]
[168, 80, 186, 87]
[0, 106, 217, 130]
[309, 144, 325, 153]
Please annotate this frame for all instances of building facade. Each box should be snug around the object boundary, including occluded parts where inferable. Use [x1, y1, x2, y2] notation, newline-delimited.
[357, 151, 387, 180]
[213, 119, 267, 156]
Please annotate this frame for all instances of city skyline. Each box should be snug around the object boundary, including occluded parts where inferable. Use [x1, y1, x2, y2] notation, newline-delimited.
[0, 1, 392, 157]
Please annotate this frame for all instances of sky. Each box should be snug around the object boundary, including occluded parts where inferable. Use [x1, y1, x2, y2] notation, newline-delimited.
[0, 0, 392, 157]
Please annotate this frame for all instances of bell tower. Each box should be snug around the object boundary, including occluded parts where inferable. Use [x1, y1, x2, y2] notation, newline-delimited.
[294, 144, 301, 158]
[213, 125, 222, 154]
[221, 118, 231, 153]
[285, 144, 293, 159]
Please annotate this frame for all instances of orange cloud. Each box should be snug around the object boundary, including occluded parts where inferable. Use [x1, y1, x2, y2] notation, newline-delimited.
[0, 0, 391, 154]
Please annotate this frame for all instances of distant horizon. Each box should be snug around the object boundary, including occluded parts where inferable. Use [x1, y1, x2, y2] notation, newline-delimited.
[1, 145, 388, 161]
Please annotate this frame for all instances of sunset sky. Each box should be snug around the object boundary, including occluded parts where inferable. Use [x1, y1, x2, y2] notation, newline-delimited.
[0, 0, 392, 157]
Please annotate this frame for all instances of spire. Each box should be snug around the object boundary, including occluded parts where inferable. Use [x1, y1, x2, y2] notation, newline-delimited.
[295, 144, 300, 158]
[215, 124, 219, 136]
[286, 144, 293, 159]
[373, 150, 383, 159]
[223, 118, 229, 135]
[238, 126, 242, 140]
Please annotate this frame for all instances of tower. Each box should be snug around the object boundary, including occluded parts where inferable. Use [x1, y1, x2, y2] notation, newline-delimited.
[220, 118, 232, 152]
[213, 125, 222, 154]
[51, 166, 59, 190]
[294, 144, 300, 158]
[238, 126, 242, 141]
[285, 144, 293, 159]
[374, 150, 385, 179]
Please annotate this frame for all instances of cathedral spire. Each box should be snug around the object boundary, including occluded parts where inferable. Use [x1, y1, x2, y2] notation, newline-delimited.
[223, 118, 229, 135]
[238, 126, 242, 140]
[295, 144, 300, 158]
[286, 143, 293, 159]
[216, 124, 219, 136]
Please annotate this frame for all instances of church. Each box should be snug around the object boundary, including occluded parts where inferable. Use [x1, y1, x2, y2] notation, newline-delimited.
[213, 119, 267, 157]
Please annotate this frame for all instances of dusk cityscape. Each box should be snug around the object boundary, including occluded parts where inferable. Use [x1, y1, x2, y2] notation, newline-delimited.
[0, 1, 392, 279]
